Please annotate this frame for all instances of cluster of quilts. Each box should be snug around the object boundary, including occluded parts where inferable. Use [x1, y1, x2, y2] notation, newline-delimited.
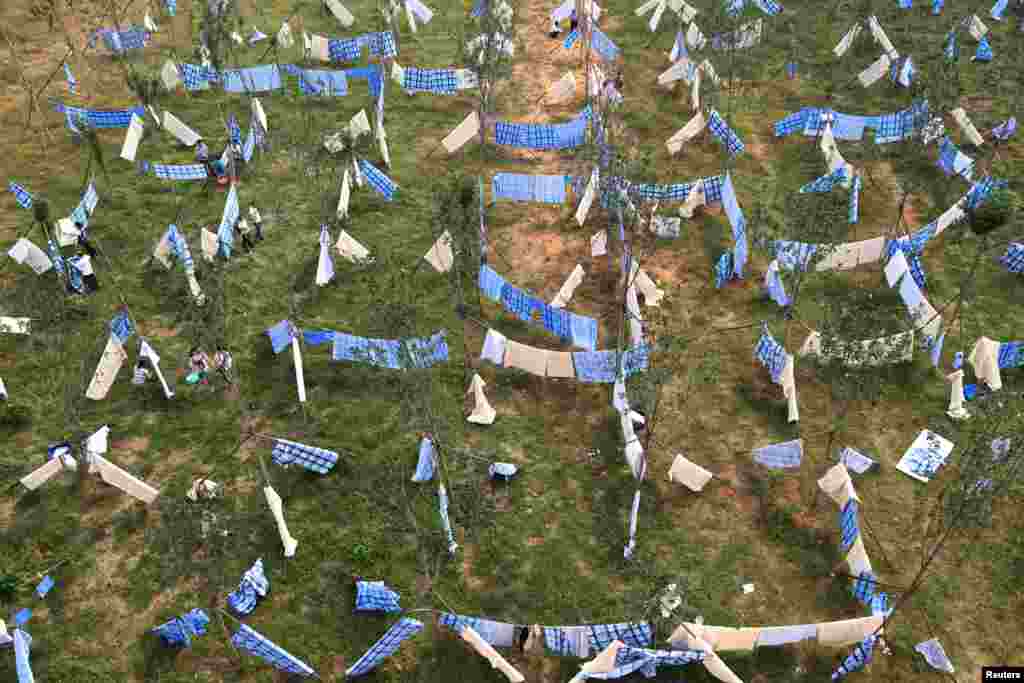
[753, 323, 799, 422]
[479, 328, 649, 382]
[494, 107, 594, 150]
[171, 62, 385, 97]
[774, 102, 930, 144]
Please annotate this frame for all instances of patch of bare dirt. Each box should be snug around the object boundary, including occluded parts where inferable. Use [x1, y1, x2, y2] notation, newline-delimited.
[111, 436, 151, 455]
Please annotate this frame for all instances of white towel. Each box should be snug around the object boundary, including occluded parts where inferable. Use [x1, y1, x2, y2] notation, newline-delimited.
[335, 230, 371, 263]
[120, 113, 144, 162]
[648, 0, 667, 31]
[845, 534, 874, 576]
[867, 15, 897, 57]
[671, 0, 698, 22]
[264, 485, 298, 557]
[337, 169, 351, 220]
[576, 168, 599, 226]
[316, 227, 335, 287]
[57, 218, 81, 247]
[407, 0, 434, 24]
[144, 12, 159, 32]
[657, 57, 693, 86]
[571, 641, 624, 683]
[935, 202, 966, 235]
[884, 249, 909, 286]
[946, 369, 969, 419]
[547, 72, 576, 104]
[968, 336, 1001, 390]
[424, 230, 454, 273]
[817, 616, 884, 647]
[686, 22, 706, 50]
[667, 454, 713, 491]
[462, 626, 524, 682]
[967, 14, 988, 40]
[92, 455, 160, 504]
[325, 0, 355, 26]
[163, 111, 202, 146]
[551, 264, 585, 308]
[817, 463, 860, 507]
[442, 111, 480, 154]
[857, 53, 891, 87]
[349, 109, 371, 138]
[86, 335, 128, 400]
[252, 98, 268, 133]
[8, 238, 53, 275]
[467, 373, 496, 424]
[160, 60, 181, 90]
[277, 21, 294, 49]
[631, 263, 665, 307]
[690, 65, 701, 111]
[951, 107, 984, 146]
[591, 230, 607, 256]
[667, 111, 706, 154]
[480, 329, 507, 365]
[780, 353, 799, 423]
[504, 340, 547, 377]
[0, 317, 30, 334]
[140, 339, 174, 399]
[310, 33, 331, 61]
[834, 24, 862, 57]
[815, 236, 886, 271]
[200, 228, 218, 262]
[545, 351, 575, 379]
[20, 457, 65, 491]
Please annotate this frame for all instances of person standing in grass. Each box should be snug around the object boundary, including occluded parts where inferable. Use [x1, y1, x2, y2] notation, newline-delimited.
[248, 205, 264, 241]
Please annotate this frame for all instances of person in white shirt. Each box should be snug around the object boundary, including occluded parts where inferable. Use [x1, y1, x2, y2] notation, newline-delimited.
[248, 206, 264, 241]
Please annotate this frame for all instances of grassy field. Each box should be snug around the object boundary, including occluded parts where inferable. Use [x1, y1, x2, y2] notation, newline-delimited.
[0, 0, 1023, 681]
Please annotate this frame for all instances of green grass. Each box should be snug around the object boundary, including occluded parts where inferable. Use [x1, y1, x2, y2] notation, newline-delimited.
[0, 0, 1023, 680]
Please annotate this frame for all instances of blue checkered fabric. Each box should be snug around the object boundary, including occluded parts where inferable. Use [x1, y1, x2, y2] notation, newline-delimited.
[493, 174, 568, 204]
[590, 28, 619, 61]
[13, 628, 33, 683]
[874, 113, 902, 144]
[870, 591, 890, 617]
[726, 0, 744, 16]
[272, 438, 339, 473]
[563, 29, 580, 49]
[232, 624, 315, 677]
[439, 482, 458, 552]
[35, 575, 54, 598]
[358, 159, 397, 201]
[965, 176, 1005, 211]
[294, 69, 348, 96]
[346, 618, 423, 678]
[885, 238, 927, 288]
[471, 0, 486, 15]
[180, 63, 214, 90]
[542, 628, 578, 656]
[800, 168, 847, 193]
[993, 117, 1017, 141]
[849, 174, 861, 224]
[92, 27, 150, 52]
[775, 108, 811, 137]
[632, 182, 693, 202]
[993, 0, 1009, 18]
[571, 346, 647, 383]
[544, 304, 572, 342]
[243, 125, 257, 162]
[500, 282, 543, 322]
[753, 439, 803, 468]
[588, 622, 653, 651]
[702, 175, 724, 203]
[766, 265, 790, 307]
[832, 635, 877, 681]
[722, 174, 747, 278]
[64, 64, 76, 94]
[332, 333, 395, 367]
[110, 310, 135, 344]
[708, 110, 745, 156]
[494, 109, 590, 150]
[902, 445, 948, 479]
[1001, 244, 1024, 273]
[933, 0, 943, 12]
[69, 182, 97, 227]
[585, 646, 704, 679]
[227, 559, 269, 614]
[412, 437, 435, 482]
[227, 114, 242, 147]
[570, 313, 598, 351]
[938, 137, 958, 176]
[851, 570, 876, 605]
[66, 256, 85, 293]
[367, 31, 398, 57]
[714, 252, 733, 289]
[944, 30, 959, 61]
[153, 164, 209, 181]
[152, 609, 210, 647]
[479, 265, 506, 301]
[218, 184, 239, 259]
[755, 325, 787, 382]
[908, 222, 937, 255]
[54, 103, 144, 129]
[406, 332, 450, 368]
[266, 320, 295, 354]
[774, 240, 818, 271]
[839, 499, 860, 551]
[355, 581, 402, 613]
[998, 341, 1024, 367]
[329, 38, 362, 63]
[166, 224, 195, 272]
[898, 0, 912, 7]
[753, 0, 783, 14]
[8, 181, 33, 209]
[343, 65, 384, 98]
[165, 0, 176, 14]
[46, 240, 65, 278]
[402, 68, 457, 94]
